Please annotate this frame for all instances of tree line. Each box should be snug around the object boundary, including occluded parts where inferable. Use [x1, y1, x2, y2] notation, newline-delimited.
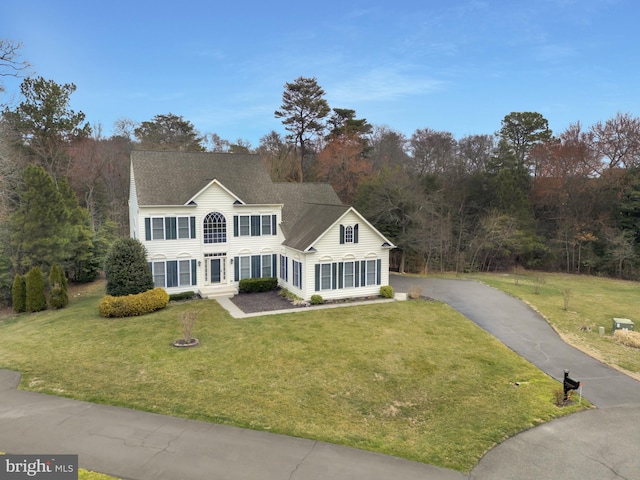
[2, 40, 640, 306]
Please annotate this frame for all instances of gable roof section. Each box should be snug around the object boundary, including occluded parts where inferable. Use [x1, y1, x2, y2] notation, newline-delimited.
[273, 182, 342, 236]
[131, 150, 279, 206]
[283, 202, 351, 251]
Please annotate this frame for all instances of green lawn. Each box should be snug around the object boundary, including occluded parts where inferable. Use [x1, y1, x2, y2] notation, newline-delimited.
[0, 281, 585, 473]
[456, 272, 640, 379]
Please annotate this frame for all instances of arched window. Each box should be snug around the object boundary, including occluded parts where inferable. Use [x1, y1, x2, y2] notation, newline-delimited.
[203, 212, 226, 243]
[345, 225, 354, 243]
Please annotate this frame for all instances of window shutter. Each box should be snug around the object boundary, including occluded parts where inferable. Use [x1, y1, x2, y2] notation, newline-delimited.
[338, 263, 343, 289]
[361, 260, 367, 286]
[377, 259, 382, 285]
[234, 257, 239, 281]
[191, 259, 197, 285]
[298, 262, 302, 289]
[272, 254, 277, 278]
[272, 215, 277, 235]
[354, 224, 359, 243]
[354, 261, 359, 287]
[315, 264, 320, 291]
[332, 263, 337, 289]
[233, 216, 239, 237]
[190, 216, 196, 238]
[145, 218, 151, 241]
[340, 225, 345, 244]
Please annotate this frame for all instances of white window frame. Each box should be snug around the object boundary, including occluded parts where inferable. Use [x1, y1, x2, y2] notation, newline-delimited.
[239, 216, 250, 236]
[366, 259, 378, 286]
[320, 263, 332, 290]
[345, 225, 354, 243]
[292, 260, 301, 288]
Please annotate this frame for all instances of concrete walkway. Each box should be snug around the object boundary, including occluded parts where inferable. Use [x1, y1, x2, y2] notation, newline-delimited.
[2, 277, 639, 479]
[390, 275, 640, 479]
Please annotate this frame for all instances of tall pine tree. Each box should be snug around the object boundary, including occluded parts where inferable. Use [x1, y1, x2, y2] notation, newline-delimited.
[10, 164, 69, 272]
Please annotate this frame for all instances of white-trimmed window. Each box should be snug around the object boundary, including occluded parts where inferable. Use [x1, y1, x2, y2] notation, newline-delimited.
[145, 216, 195, 241]
[239, 256, 251, 280]
[261, 254, 272, 277]
[320, 263, 332, 290]
[239, 216, 250, 236]
[366, 259, 378, 286]
[345, 225, 354, 243]
[203, 212, 226, 244]
[150, 260, 196, 288]
[261, 215, 272, 235]
[292, 260, 302, 288]
[152, 218, 164, 240]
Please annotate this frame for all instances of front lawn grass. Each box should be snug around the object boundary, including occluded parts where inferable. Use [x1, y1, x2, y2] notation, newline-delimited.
[0, 281, 585, 473]
[460, 272, 640, 379]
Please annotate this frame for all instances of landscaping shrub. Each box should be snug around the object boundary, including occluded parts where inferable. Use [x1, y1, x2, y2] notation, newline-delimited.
[25, 266, 47, 312]
[169, 291, 196, 302]
[613, 330, 640, 349]
[238, 277, 278, 293]
[48, 263, 69, 309]
[11, 274, 26, 313]
[310, 294, 323, 305]
[99, 288, 170, 317]
[380, 285, 394, 298]
[104, 238, 154, 296]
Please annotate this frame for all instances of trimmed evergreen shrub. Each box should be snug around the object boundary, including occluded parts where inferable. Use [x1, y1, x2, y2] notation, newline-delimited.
[98, 288, 170, 318]
[48, 263, 69, 309]
[104, 238, 154, 296]
[310, 294, 323, 305]
[12, 274, 26, 313]
[169, 291, 196, 302]
[25, 266, 47, 312]
[238, 277, 278, 293]
[380, 285, 394, 298]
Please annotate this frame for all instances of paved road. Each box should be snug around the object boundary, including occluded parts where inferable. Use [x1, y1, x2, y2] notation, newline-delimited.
[390, 275, 640, 479]
[1, 277, 639, 479]
[0, 369, 465, 480]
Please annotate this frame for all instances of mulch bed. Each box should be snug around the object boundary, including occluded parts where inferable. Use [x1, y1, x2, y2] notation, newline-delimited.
[229, 289, 388, 314]
[229, 290, 300, 313]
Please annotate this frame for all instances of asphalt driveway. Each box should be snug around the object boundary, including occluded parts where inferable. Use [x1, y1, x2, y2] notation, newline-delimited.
[390, 275, 640, 479]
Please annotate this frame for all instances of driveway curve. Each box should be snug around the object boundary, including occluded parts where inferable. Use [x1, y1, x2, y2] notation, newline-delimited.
[390, 275, 640, 479]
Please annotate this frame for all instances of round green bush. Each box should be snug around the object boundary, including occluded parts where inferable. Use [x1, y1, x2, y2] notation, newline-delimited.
[310, 294, 323, 305]
[380, 285, 394, 298]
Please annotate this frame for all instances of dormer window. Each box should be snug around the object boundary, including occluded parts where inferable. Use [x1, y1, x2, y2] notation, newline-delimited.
[345, 225, 354, 243]
[339, 224, 359, 244]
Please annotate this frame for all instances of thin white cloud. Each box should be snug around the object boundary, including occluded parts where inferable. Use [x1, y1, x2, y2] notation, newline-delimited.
[329, 66, 445, 104]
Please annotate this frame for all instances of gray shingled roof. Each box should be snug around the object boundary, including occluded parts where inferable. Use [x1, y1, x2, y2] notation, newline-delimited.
[283, 203, 351, 251]
[131, 150, 279, 205]
[272, 183, 343, 236]
[131, 151, 372, 251]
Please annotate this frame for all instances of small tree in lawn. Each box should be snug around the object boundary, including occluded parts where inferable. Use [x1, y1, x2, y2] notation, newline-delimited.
[25, 266, 47, 312]
[48, 263, 68, 309]
[104, 238, 154, 296]
[12, 274, 26, 313]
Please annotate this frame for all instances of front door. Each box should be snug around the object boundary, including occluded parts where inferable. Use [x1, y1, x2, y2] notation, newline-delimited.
[210, 258, 221, 283]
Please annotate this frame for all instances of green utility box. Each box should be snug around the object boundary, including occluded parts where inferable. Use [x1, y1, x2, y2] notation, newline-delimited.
[612, 318, 635, 333]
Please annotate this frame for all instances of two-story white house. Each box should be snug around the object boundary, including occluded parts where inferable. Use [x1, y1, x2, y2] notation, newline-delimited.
[129, 150, 394, 301]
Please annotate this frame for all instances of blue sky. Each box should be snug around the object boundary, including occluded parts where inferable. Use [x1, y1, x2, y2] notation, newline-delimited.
[2, 0, 638, 147]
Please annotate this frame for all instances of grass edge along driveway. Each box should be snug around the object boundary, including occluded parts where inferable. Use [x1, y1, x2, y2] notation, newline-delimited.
[0, 281, 587, 473]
